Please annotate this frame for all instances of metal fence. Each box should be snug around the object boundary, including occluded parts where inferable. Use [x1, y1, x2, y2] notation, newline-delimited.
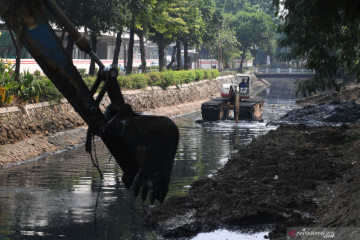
[255, 68, 315, 74]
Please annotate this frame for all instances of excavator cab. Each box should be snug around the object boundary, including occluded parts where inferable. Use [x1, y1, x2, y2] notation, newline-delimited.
[0, 0, 179, 204]
[235, 73, 250, 98]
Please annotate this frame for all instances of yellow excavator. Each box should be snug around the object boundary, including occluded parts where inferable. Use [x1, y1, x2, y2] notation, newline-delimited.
[0, 0, 179, 204]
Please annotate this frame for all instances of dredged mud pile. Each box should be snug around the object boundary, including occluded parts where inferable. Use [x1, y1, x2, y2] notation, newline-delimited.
[146, 102, 360, 239]
[272, 101, 360, 126]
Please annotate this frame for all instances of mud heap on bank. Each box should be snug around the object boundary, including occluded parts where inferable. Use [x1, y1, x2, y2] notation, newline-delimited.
[147, 99, 360, 239]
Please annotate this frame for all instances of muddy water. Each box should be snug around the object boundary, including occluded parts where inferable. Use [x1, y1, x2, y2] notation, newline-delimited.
[0, 78, 298, 240]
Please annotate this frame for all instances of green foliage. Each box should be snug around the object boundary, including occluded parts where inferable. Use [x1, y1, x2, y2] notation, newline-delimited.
[119, 74, 150, 89]
[203, 69, 212, 79]
[36, 77, 63, 102]
[207, 1, 276, 71]
[148, 72, 164, 86]
[78, 68, 87, 77]
[0, 59, 16, 104]
[210, 69, 220, 78]
[0, 68, 228, 106]
[247, 0, 277, 17]
[180, 0, 206, 46]
[199, 0, 222, 45]
[117, 69, 220, 89]
[129, 74, 150, 89]
[230, 10, 275, 69]
[209, 28, 241, 66]
[215, 0, 248, 15]
[162, 71, 178, 87]
[33, 70, 41, 76]
[274, 0, 360, 96]
[148, 0, 191, 70]
[194, 69, 205, 81]
[181, 70, 196, 83]
[83, 76, 97, 89]
[118, 75, 132, 88]
[18, 71, 41, 103]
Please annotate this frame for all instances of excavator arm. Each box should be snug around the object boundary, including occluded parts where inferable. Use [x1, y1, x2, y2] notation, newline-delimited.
[0, 0, 179, 203]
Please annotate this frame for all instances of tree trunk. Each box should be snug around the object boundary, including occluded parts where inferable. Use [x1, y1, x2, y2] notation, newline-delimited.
[184, 42, 189, 70]
[112, 31, 123, 68]
[158, 34, 165, 72]
[167, 45, 177, 70]
[66, 34, 75, 59]
[126, 27, 135, 75]
[89, 35, 97, 76]
[14, 44, 20, 81]
[138, 30, 147, 73]
[176, 40, 181, 70]
[238, 48, 247, 73]
[123, 42, 127, 69]
[198, 47, 201, 69]
[218, 45, 221, 71]
[6, 23, 20, 82]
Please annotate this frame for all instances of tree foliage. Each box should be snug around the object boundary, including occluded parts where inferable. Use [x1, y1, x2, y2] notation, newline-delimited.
[51, 0, 277, 74]
[210, 0, 276, 71]
[273, 0, 360, 96]
[228, 10, 275, 72]
[247, 0, 274, 14]
[148, 0, 189, 71]
[209, 28, 240, 68]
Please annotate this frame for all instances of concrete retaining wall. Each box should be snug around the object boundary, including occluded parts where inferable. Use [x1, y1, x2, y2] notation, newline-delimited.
[0, 75, 235, 145]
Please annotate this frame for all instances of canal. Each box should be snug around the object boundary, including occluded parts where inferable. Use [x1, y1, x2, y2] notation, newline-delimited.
[0, 78, 298, 239]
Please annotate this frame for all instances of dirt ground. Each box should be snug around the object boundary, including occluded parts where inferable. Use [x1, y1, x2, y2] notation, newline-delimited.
[146, 87, 360, 239]
[147, 123, 360, 239]
[296, 83, 360, 106]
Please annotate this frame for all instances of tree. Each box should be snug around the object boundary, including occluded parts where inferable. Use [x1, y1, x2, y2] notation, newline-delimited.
[54, 0, 84, 57]
[81, 0, 118, 75]
[229, 10, 275, 72]
[200, 0, 223, 46]
[175, 0, 205, 70]
[55, 0, 119, 75]
[111, 1, 128, 69]
[4, 23, 21, 82]
[126, 0, 155, 74]
[148, 0, 188, 71]
[209, 29, 240, 69]
[215, 0, 248, 15]
[273, 0, 360, 96]
[248, 0, 274, 15]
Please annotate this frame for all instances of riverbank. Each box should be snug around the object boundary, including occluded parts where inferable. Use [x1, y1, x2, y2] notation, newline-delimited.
[296, 83, 360, 106]
[146, 85, 360, 239]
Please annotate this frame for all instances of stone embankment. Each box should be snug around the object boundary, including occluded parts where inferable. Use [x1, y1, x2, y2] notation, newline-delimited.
[0, 74, 268, 168]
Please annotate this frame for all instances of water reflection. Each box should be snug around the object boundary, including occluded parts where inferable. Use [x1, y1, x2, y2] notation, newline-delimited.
[169, 113, 278, 197]
[0, 78, 297, 239]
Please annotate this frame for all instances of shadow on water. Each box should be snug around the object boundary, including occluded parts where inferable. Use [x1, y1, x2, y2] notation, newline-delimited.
[0, 78, 300, 239]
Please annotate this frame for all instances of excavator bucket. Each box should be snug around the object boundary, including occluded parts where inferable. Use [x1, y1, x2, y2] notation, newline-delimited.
[101, 114, 179, 203]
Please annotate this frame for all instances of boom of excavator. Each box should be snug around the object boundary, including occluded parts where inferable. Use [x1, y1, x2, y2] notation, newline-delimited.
[0, 0, 179, 204]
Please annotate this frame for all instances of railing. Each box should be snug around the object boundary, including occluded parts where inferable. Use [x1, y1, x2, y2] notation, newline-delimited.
[255, 68, 315, 74]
